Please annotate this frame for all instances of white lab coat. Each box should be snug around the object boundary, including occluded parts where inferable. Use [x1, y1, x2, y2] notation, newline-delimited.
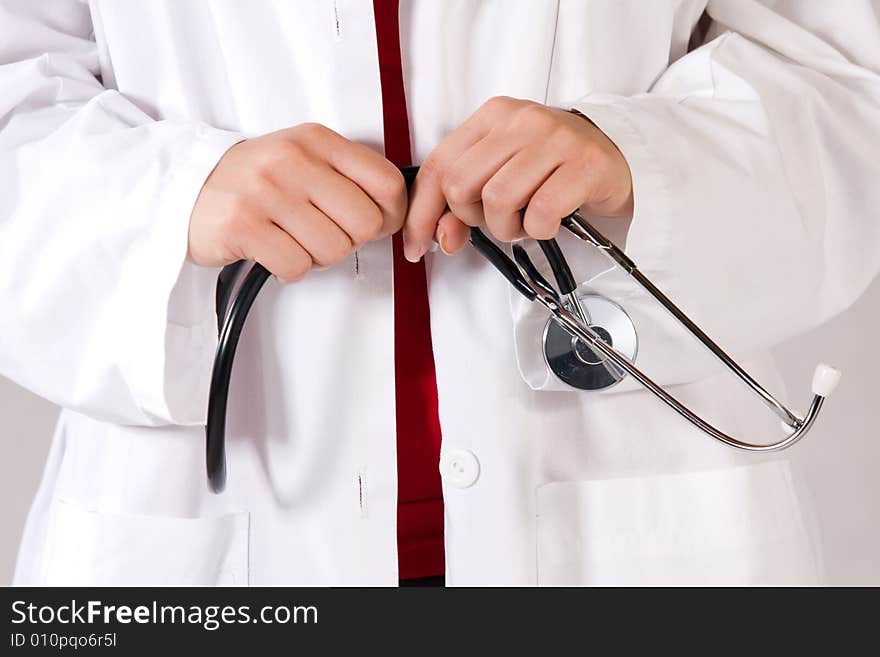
[2, 0, 879, 586]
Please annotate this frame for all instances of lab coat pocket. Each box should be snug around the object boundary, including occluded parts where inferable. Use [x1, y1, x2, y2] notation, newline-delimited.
[535, 461, 820, 586]
[40, 500, 249, 586]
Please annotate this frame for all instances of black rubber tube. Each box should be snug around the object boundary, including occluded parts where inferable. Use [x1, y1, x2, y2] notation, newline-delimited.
[538, 238, 577, 295]
[215, 260, 247, 332]
[512, 243, 558, 301]
[206, 262, 271, 493]
[399, 165, 419, 188]
[206, 165, 422, 493]
[469, 229, 537, 301]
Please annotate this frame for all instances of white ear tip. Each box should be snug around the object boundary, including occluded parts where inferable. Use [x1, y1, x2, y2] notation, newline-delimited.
[812, 363, 842, 397]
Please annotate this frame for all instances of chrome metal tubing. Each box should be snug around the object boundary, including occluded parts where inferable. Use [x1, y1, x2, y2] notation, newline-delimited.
[564, 212, 803, 429]
[565, 291, 591, 326]
[538, 294, 824, 451]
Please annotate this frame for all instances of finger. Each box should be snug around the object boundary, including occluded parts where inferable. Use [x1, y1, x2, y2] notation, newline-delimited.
[482, 146, 561, 242]
[317, 130, 408, 237]
[259, 187, 353, 267]
[404, 116, 491, 261]
[442, 133, 518, 228]
[435, 211, 470, 255]
[523, 163, 587, 239]
[240, 219, 312, 284]
[402, 165, 450, 262]
[289, 164, 385, 247]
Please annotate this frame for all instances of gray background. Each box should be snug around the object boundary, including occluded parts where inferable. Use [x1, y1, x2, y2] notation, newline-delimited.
[2, 280, 879, 585]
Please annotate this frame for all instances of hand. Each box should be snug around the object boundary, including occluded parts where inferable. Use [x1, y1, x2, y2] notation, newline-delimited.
[188, 123, 406, 282]
[403, 96, 633, 261]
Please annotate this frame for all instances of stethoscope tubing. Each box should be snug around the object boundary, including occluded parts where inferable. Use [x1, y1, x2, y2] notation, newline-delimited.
[562, 213, 803, 429]
[206, 167, 420, 493]
[207, 262, 271, 493]
[538, 293, 825, 451]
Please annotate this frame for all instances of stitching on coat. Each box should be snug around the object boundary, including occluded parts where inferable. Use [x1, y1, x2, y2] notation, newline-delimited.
[357, 469, 368, 517]
[333, 0, 342, 41]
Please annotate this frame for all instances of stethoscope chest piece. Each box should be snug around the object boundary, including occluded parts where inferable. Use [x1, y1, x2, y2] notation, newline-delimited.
[542, 293, 638, 390]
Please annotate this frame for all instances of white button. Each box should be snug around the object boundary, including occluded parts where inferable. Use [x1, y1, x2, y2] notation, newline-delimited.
[442, 449, 480, 488]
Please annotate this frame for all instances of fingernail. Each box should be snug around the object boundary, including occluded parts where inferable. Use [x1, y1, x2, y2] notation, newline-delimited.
[437, 229, 452, 255]
[404, 241, 423, 263]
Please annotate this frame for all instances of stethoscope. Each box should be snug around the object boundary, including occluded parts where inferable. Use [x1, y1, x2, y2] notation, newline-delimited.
[206, 165, 840, 493]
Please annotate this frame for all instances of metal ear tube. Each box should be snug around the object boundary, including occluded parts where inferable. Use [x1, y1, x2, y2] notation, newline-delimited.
[469, 213, 841, 451]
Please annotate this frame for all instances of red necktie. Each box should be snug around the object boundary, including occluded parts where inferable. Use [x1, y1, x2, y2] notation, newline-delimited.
[373, 0, 445, 580]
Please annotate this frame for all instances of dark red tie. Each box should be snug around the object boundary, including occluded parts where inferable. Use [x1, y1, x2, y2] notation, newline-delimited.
[373, 0, 445, 580]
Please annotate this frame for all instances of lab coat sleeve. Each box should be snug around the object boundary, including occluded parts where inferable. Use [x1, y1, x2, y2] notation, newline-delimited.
[568, 0, 880, 390]
[0, 1, 243, 425]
